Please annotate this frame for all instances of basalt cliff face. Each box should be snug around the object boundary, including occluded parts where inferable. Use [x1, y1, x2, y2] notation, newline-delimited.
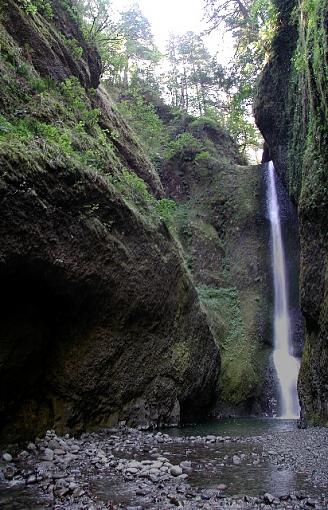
[157, 112, 273, 415]
[0, 0, 220, 441]
[254, 0, 328, 425]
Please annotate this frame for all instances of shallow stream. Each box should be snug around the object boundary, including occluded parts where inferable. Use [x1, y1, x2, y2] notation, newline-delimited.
[1, 418, 327, 509]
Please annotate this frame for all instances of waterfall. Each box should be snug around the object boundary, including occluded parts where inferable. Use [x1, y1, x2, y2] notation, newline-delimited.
[267, 161, 300, 419]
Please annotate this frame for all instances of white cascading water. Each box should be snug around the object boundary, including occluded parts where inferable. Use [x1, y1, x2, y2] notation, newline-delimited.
[267, 161, 300, 419]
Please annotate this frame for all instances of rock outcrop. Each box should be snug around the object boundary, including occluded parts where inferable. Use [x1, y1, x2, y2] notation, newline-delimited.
[0, 0, 220, 441]
[159, 116, 273, 414]
[254, 0, 328, 425]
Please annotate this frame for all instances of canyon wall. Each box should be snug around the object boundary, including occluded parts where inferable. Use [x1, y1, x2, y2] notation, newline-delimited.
[254, 0, 328, 425]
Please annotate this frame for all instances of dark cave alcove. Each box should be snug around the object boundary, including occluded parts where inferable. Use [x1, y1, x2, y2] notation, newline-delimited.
[0, 258, 90, 442]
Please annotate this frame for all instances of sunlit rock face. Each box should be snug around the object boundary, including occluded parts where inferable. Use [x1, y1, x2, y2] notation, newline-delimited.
[255, 0, 328, 426]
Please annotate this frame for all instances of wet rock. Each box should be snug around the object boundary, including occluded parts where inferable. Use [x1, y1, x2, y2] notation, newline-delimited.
[18, 450, 29, 460]
[136, 489, 150, 496]
[170, 466, 183, 476]
[180, 460, 192, 473]
[169, 495, 181, 506]
[3, 465, 16, 480]
[41, 448, 54, 461]
[2, 453, 12, 462]
[54, 448, 66, 456]
[27, 474, 37, 484]
[205, 435, 216, 442]
[54, 486, 70, 497]
[232, 455, 241, 465]
[48, 439, 60, 450]
[126, 467, 138, 474]
[264, 493, 275, 504]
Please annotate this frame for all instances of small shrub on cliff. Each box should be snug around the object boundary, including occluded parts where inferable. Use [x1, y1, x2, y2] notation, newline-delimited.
[155, 198, 177, 224]
[190, 116, 218, 131]
[116, 170, 155, 207]
[0, 117, 73, 155]
[0, 118, 32, 141]
[18, 0, 53, 18]
[195, 150, 211, 163]
[61, 77, 86, 111]
[61, 77, 100, 127]
[34, 122, 73, 154]
[117, 93, 170, 163]
[29, 76, 54, 93]
[164, 132, 201, 160]
[109, 170, 177, 225]
[0, 115, 13, 135]
[63, 37, 84, 59]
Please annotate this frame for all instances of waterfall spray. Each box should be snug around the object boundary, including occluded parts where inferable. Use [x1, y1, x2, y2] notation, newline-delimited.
[267, 161, 300, 418]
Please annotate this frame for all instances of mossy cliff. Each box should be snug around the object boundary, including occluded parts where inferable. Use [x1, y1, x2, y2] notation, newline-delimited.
[254, 0, 328, 425]
[158, 115, 273, 414]
[0, 0, 220, 441]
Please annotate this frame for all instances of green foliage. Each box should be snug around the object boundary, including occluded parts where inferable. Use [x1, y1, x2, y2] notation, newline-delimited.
[164, 132, 201, 159]
[195, 150, 211, 162]
[16, 62, 31, 78]
[60, 77, 100, 127]
[0, 114, 13, 135]
[204, 0, 278, 156]
[288, 0, 328, 210]
[0, 116, 73, 154]
[29, 76, 54, 93]
[34, 122, 73, 154]
[109, 170, 177, 225]
[117, 92, 169, 162]
[116, 169, 153, 206]
[165, 31, 218, 115]
[190, 116, 219, 131]
[17, 0, 53, 18]
[0, 117, 32, 140]
[155, 198, 177, 224]
[63, 37, 84, 59]
[60, 77, 86, 110]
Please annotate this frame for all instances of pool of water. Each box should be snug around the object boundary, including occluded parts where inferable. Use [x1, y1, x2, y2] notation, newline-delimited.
[0, 482, 50, 510]
[164, 417, 298, 438]
[92, 418, 316, 507]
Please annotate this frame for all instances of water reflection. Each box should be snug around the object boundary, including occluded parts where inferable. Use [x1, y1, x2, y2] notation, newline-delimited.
[164, 417, 298, 438]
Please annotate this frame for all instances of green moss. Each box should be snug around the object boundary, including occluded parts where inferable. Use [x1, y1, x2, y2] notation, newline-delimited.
[288, 0, 328, 210]
[198, 286, 261, 405]
[171, 341, 191, 379]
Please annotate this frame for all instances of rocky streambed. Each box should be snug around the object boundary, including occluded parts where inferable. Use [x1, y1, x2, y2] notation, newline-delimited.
[1, 421, 328, 509]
